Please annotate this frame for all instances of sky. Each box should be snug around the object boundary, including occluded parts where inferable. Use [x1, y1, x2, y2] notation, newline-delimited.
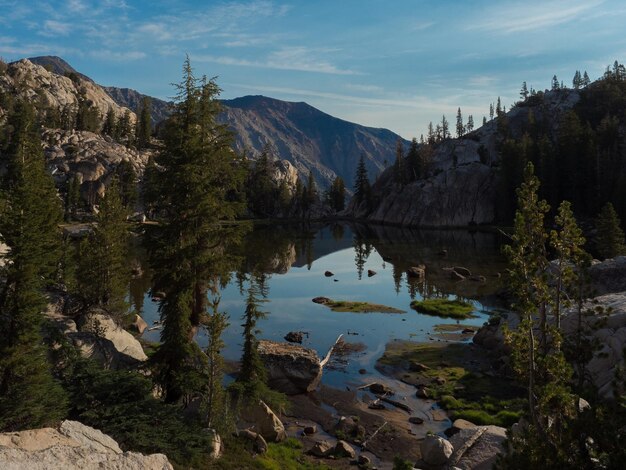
[2, 0, 626, 139]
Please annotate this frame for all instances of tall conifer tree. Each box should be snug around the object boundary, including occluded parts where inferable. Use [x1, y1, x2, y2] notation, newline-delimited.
[0, 102, 67, 430]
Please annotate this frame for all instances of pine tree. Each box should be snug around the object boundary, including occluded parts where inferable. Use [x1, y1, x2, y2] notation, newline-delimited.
[102, 108, 116, 137]
[204, 299, 229, 430]
[427, 122, 435, 144]
[0, 101, 68, 431]
[327, 176, 345, 211]
[354, 153, 371, 206]
[393, 138, 405, 184]
[406, 137, 421, 181]
[146, 58, 246, 402]
[64, 175, 81, 221]
[466, 115, 474, 133]
[136, 96, 152, 149]
[503, 163, 551, 428]
[115, 160, 138, 209]
[551, 75, 560, 90]
[456, 107, 464, 138]
[483, 116, 487, 126]
[496, 97, 502, 116]
[305, 170, 317, 210]
[572, 71, 582, 89]
[520, 81, 529, 100]
[582, 71, 590, 87]
[76, 177, 130, 322]
[489, 103, 494, 121]
[441, 115, 450, 139]
[595, 202, 626, 259]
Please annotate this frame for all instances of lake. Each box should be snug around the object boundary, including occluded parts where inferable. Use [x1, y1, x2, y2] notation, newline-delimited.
[131, 223, 508, 391]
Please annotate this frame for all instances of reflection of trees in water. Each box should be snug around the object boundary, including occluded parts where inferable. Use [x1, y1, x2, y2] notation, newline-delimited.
[331, 223, 345, 241]
[353, 237, 373, 280]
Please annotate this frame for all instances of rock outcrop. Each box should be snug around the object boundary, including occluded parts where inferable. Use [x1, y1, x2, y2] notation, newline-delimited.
[448, 425, 507, 470]
[349, 89, 581, 227]
[258, 340, 322, 394]
[0, 420, 172, 470]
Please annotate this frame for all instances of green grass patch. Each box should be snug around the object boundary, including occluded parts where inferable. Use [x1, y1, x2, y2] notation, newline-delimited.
[434, 324, 466, 332]
[410, 298, 475, 319]
[378, 341, 526, 428]
[324, 299, 405, 314]
[257, 438, 332, 470]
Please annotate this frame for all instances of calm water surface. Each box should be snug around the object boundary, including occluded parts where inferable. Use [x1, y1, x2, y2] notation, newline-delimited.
[132, 223, 507, 389]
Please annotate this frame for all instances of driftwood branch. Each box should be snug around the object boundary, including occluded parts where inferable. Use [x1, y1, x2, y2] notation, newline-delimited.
[448, 427, 487, 466]
[379, 395, 412, 413]
[361, 421, 388, 449]
[320, 334, 344, 368]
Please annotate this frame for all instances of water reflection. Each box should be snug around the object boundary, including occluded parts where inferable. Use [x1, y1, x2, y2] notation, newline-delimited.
[131, 222, 507, 388]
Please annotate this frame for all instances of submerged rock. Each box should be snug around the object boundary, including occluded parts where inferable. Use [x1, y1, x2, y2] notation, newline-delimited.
[284, 331, 305, 343]
[258, 340, 322, 394]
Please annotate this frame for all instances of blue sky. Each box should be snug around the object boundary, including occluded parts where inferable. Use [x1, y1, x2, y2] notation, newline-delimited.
[2, 0, 626, 138]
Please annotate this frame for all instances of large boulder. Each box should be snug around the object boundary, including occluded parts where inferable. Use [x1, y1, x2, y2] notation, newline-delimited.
[69, 309, 147, 369]
[258, 340, 322, 394]
[560, 292, 626, 399]
[243, 400, 286, 443]
[0, 420, 172, 470]
[448, 425, 507, 470]
[420, 435, 453, 466]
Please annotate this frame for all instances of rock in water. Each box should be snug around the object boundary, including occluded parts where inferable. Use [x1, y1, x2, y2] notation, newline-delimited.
[284, 331, 304, 343]
[258, 340, 322, 394]
[0, 420, 173, 469]
[367, 269, 377, 277]
[324, 271, 334, 277]
[420, 435, 453, 466]
[407, 265, 426, 278]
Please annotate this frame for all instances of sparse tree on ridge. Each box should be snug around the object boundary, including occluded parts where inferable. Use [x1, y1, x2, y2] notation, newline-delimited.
[466, 114, 474, 133]
[456, 107, 464, 138]
[520, 81, 529, 100]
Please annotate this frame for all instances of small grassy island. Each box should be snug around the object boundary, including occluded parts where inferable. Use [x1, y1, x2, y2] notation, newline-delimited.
[410, 298, 475, 319]
[313, 297, 405, 314]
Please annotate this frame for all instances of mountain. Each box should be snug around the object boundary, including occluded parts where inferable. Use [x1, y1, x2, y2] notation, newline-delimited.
[218, 95, 407, 189]
[28, 55, 93, 83]
[102, 86, 407, 189]
[102, 86, 172, 126]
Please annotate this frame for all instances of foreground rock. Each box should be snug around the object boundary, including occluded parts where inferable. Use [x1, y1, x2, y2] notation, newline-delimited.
[449, 425, 507, 470]
[258, 340, 322, 394]
[243, 400, 286, 442]
[420, 435, 453, 466]
[0, 420, 172, 470]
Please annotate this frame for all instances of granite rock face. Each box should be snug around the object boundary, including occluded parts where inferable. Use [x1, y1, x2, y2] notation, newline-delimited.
[0, 420, 173, 470]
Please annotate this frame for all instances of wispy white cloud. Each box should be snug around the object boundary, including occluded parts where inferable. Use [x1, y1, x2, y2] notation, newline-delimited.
[412, 21, 434, 31]
[469, 0, 604, 33]
[196, 47, 359, 75]
[90, 50, 146, 61]
[41, 20, 71, 37]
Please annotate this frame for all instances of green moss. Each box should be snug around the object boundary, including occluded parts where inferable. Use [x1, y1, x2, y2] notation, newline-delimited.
[377, 341, 526, 429]
[410, 298, 475, 319]
[323, 299, 405, 314]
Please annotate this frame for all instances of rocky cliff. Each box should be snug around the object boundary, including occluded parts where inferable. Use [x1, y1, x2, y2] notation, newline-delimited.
[349, 89, 581, 227]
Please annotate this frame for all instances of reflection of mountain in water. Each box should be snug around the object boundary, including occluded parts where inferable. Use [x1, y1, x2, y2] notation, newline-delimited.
[239, 222, 507, 303]
[351, 223, 508, 302]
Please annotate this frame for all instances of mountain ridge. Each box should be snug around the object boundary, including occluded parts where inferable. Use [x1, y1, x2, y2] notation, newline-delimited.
[27, 55, 406, 189]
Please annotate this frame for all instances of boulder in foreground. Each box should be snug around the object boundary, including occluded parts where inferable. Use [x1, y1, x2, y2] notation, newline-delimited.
[0, 420, 172, 470]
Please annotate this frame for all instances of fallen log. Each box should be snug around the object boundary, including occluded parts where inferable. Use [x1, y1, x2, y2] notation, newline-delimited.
[379, 396, 412, 413]
[319, 334, 344, 368]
